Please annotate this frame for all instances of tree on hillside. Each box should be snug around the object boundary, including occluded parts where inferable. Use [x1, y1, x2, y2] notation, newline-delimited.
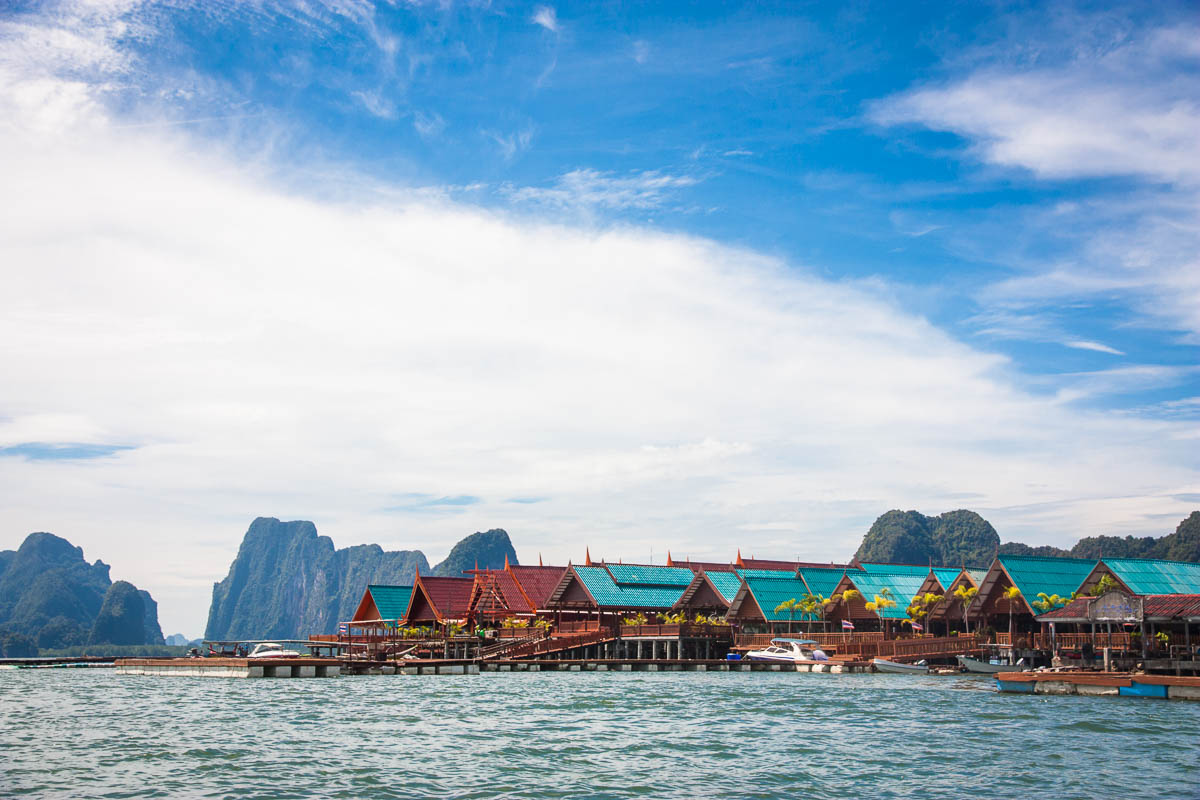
[89, 581, 147, 646]
[854, 511, 937, 564]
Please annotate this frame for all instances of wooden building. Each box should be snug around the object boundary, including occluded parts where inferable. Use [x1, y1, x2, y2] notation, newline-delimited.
[404, 574, 474, 630]
[1076, 558, 1200, 597]
[969, 555, 1096, 638]
[466, 560, 567, 623]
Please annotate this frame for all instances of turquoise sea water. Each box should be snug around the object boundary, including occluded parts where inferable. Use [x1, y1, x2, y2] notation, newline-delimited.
[3, 669, 1199, 799]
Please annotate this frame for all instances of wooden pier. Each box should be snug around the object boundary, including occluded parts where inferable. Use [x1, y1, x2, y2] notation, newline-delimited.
[995, 671, 1200, 700]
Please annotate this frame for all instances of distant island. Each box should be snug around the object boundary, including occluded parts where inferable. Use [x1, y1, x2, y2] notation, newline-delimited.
[853, 509, 1200, 568]
[0, 533, 164, 657]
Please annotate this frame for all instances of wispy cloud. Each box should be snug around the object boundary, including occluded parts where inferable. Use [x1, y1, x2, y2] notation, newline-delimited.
[483, 126, 535, 160]
[1065, 340, 1124, 356]
[506, 168, 699, 212]
[412, 109, 445, 139]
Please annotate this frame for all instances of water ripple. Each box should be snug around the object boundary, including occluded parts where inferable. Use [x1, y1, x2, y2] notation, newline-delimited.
[2, 671, 1200, 799]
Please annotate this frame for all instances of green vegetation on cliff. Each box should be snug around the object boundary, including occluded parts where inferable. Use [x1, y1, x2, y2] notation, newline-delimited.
[1002, 511, 1200, 562]
[0, 532, 164, 653]
[854, 509, 999, 568]
[431, 529, 517, 577]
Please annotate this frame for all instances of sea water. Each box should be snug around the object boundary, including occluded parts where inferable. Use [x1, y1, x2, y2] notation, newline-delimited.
[3, 669, 1199, 799]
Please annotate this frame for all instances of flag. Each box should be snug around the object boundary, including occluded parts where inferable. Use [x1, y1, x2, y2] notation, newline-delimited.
[911, 621, 924, 632]
[338, 623, 348, 634]
[841, 619, 854, 630]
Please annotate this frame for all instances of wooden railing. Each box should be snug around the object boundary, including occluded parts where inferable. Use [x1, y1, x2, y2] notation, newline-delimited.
[619, 623, 732, 638]
[558, 620, 601, 633]
[505, 629, 612, 659]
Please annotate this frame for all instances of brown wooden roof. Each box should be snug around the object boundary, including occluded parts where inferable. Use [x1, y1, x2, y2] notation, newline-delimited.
[406, 575, 473, 623]
[507, 565, 568, 609]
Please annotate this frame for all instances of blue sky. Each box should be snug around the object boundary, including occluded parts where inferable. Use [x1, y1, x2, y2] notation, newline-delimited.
[99, 0, 1199, 399]
[0, 1, 1197, 634]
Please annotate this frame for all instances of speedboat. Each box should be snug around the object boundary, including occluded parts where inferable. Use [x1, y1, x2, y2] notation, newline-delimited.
[957, 655, 1025, 673]
[745, 638, 829, 663]
[873, 658, 928, 674]
[246, 643, 302, 659]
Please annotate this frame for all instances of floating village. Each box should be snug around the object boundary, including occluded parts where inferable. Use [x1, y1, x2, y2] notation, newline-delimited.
[90, 549, 1200, 701]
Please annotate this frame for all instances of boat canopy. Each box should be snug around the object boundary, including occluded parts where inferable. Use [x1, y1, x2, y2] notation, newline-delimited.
[771, 638, 818, 645]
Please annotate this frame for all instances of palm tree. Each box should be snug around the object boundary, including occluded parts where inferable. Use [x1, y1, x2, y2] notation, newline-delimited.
[953, 584, 978, 634]
[774, 598, 801, 633]
[1001, 585, 1023, 643]
[1032, 592, 1068, 613]
[864, 590, 897, 636]
[1090, 574, 1120, 597]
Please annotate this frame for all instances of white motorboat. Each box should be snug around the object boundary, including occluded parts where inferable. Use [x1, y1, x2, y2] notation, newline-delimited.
[956, 655, 1025, 674]
[872, 658, 929, 674]
[745, 638, 830, 663]
[246, 643, 302, 659]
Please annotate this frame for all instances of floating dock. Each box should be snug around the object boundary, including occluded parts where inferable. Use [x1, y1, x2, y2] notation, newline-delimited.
[995, 671, 1200, 700]
[342, 658, 873, 675]
[114, 658, 341, 678]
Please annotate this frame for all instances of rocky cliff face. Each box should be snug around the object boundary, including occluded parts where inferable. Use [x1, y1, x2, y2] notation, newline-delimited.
[204, 518, 520, 640]
[0, 532, 164, 650]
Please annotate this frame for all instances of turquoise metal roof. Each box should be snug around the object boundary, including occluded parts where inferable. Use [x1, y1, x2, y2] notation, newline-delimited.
[998, 555, 1095, 604]
[796, 567, 848, 598]
[1102, 558, 1200, 595]
[572, 566, 685, 609]
[736, 568, 795, 579]
[967, 569, 988, 585]
[859, 563, 934, 576]
[742, 576, 821, 622]
[843, 572, 928, 619]
[932, 568, 962, 590]
[606, 564, 694, 586]
[368, 585, 413, 620]
[706, 571, 744, 604]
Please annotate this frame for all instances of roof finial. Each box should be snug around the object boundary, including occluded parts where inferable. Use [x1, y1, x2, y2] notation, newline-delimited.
[504, 553, 509, 569]
[666, 550, 674, 567]
[585, 547, 592, 566]
[539, 552, 543, 566]
[736, 548, 744, 567]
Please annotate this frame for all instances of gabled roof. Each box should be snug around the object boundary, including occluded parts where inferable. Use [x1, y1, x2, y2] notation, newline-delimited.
[706, 571, 744, 604]
[842, 572, 928, 619]
[507, 565, 567, 609]
[673, 569, 743, 610]
[997, 555, 1095, 608]
[966, 569, 988, 586]
[932, 568, 963, 590]
[368, 585, 413, 620]
[554, 565, 687, 610]
[406, 575, 473, 623]
[1100, 558, 1200, 595]
[469, 569, 532, 617]
[730, 576, 820, 622]
[606, 563, 694, 586]
[796, 567, 848, 598]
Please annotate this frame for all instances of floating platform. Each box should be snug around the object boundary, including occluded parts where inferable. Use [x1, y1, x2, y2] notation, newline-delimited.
[341, 658, 873, 675]
[114, 658, 341, 679]
[995, 671, 1200, 701]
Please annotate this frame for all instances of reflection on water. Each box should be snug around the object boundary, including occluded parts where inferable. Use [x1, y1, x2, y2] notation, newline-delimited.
[3, 669, 1199, 799]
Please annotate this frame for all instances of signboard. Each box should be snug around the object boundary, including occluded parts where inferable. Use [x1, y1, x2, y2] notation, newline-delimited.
[1088, 591, 1143, 623]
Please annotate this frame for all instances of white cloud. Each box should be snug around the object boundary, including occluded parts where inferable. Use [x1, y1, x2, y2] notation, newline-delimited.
[1065, 340, 1124, 356]
[483, 126, 534, 160]
[872, 24, 1200, 184]
[412, 109, 445, 139]
[531, 6, 559, 34]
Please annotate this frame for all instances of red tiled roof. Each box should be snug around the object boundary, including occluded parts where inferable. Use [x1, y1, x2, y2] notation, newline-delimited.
[414, 576, 473, 620]
[737, 557, 852, 571]
[1144, 594, 1200, 619]
[672, 560, 737, 573]
[508, 565, 567, 609]
[1038, 593, 1200, 621]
